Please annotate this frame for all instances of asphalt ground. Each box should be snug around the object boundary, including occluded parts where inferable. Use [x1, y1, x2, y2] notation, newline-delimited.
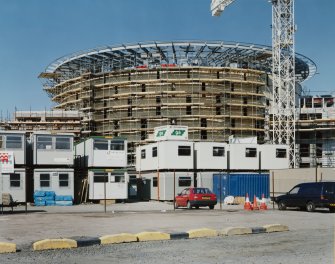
[0, 201, 334, 250]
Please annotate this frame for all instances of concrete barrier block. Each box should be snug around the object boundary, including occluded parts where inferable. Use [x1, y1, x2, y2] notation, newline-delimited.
[136, 232, 170, 242]
[263, 224, 289, 233]
[100, 233, 137, 245]
[0, 242, 16, 254]
[221, 227, 252, 236]
[187, 228, 218, 238]
[33, 239, 77, 251]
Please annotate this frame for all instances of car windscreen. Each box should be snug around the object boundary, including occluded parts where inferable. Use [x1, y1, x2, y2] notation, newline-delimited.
[193, 188, 212, 194]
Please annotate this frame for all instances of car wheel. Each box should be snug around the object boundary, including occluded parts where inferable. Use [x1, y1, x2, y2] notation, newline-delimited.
[306, 201, 315, 212]
[329, 208, 335, 213]
[187, 201, 192, 209]
[195, 206, 199, 209]
[278, 201, 286, 210]
[174, 201, 179, 209]
[209, 205, 214, 210]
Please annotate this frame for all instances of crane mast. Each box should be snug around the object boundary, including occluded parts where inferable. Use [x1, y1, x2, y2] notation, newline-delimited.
[211, 0, 296, 167]
[271, 0, 296, 168]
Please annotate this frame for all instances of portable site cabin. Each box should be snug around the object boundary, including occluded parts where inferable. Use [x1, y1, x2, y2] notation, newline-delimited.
[31, 132, 74, 166]
[136, 140, 194, 172]
[33, 168, 74, 198]
[0, 168, 26, 203]
[136, 139, 289, 201]
[141, 171, 194, 201]
[0, 131, 26, 203]
[88, 169, 128, 200]
[0, 131, 26, 165]
[75, 137, 127, 168]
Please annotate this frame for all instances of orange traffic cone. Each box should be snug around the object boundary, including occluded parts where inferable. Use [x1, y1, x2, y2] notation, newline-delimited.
[244, 193, 253, 211]
[252, 195, 259, 210]
[260, 194, 268, 210]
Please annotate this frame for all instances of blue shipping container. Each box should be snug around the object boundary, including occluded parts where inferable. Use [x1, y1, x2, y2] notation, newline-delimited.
[213, 173, 269, 201]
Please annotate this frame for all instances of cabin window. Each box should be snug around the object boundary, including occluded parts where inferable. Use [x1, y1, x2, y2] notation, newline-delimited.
[94, 139, 108, 150]
[56, 137, 71, 150]
[10, 173, 20, 187]
[141, 149, 146, 159]
[213, 147, 225, 157]
[6, 136, 22, 149]
[40, 174, 50, 187]
[178, 146, 191, 156]
[59, 173, 69, 187]
[152, 146, 157, 157]
[276, 148, 287, 158]
[153, 177, 158, 187]
[245, 148, 257, 157]
[37, 136, 53, 150]
[110, 141, 124, 151]
[179, 177, 191, 187]
[93, 173, 108, 183]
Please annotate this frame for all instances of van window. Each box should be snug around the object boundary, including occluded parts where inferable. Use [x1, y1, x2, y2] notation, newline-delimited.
[299, 184, 320, 196]
[0, 136, 3, 149]
[289, 186, 300, 194]
[324, 184, 335, 195]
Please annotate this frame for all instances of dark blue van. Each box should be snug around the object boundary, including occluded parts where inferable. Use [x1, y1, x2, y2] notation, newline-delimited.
[275, 182, 335, 213]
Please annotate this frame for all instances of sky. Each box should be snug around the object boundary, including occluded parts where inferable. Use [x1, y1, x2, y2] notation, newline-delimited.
[0, 0, 334, 118]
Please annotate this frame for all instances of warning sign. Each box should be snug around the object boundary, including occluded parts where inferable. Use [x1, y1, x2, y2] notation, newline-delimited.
[0, 151, 14, 173]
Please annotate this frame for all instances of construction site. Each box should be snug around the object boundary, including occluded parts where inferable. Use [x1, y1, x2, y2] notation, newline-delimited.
[35, 41, 316, 165]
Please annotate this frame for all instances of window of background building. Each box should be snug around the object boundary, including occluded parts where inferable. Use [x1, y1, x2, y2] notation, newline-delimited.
[0, 135, 3, 149]
[10, 173, 20, 187]
[178, 146, 191, 156]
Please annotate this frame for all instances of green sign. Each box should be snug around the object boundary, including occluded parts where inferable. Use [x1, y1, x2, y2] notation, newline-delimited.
[171, 130, 185, 136]
[156, 130, 167, 137]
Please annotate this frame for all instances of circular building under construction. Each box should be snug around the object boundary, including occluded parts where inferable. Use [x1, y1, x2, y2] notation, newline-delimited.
[40, 40, 316, 160]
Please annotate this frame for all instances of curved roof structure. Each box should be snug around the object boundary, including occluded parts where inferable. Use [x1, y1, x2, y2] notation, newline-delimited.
[43, 40, 316, 83]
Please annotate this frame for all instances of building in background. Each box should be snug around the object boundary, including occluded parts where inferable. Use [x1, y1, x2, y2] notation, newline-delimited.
[296, 94, 335, 168]
[38, 41, 316, 165]
[0, 110, 82, 140]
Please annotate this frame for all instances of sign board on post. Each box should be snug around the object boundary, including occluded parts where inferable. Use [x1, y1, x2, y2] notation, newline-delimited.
[0, 152, 14, 173]
[154, 125, 188, 141]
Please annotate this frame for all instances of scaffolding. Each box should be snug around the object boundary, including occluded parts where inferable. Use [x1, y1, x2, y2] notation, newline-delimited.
[39, 41, 316, 165]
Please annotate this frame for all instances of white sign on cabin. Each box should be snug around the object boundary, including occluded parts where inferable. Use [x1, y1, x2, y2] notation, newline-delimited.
[154, 126, 188, 141]
[0, 151, 14, 173]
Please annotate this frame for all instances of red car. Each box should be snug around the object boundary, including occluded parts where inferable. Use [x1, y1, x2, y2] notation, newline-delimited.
[175, 187, 217, 209]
